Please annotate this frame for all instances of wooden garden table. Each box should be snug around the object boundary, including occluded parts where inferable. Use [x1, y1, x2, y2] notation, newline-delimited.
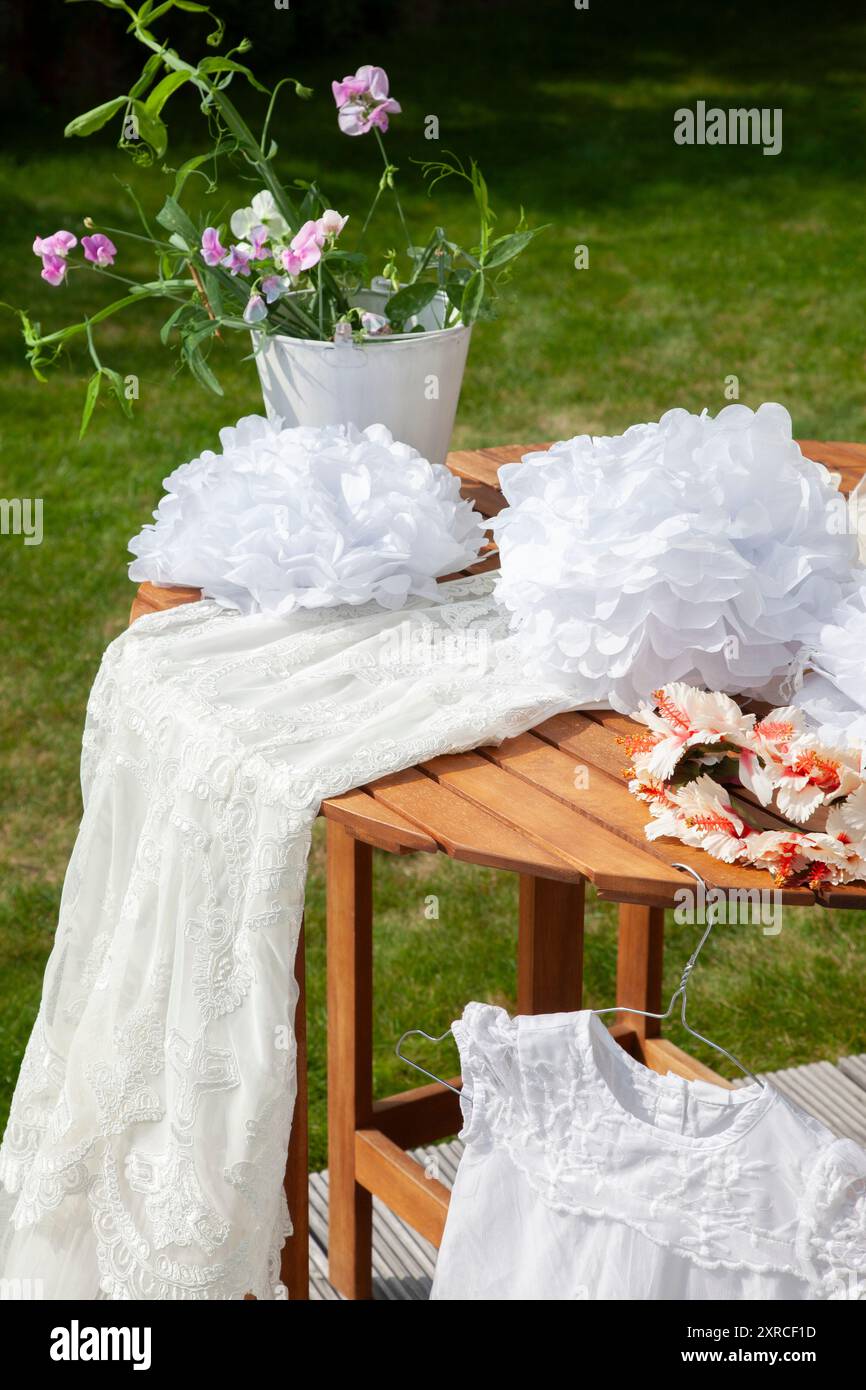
[130, 434, 866, 1301]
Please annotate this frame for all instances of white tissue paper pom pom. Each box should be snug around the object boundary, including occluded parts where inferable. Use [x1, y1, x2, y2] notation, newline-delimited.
[796, 583, 866, 755]
[129, 417, 485, 615]
[492, 403, 860, 713]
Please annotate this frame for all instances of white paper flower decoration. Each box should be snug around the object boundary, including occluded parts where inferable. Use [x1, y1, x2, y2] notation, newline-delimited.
[796, 582, 866, 755]
[492, 403, 860, 713]
[129, 416, 485, 615]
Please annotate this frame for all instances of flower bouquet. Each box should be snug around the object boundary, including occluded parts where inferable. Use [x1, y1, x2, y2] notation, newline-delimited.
[12, 0, 544, 457]
[623, 682, 866, 889]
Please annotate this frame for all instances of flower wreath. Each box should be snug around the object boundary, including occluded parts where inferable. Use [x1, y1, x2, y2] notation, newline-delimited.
[622, 683, 866, 889]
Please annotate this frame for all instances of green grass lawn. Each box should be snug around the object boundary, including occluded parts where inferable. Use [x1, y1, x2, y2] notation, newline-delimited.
[1, 1, 866, 1169]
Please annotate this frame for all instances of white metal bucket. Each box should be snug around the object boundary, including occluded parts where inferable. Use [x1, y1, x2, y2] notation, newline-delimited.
[253, 289, 472, 466]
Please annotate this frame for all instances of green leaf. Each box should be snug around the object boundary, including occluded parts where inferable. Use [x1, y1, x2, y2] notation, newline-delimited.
[199, 268, 224, 317]
[144, 0, 213, 19]
[160, 303, 189, 345]
[128, 53, 164, 100]
[134, 279, 197, 294]
[445, 280, 465, 315]
[461, 270, 485, 325]
[183, 343, 223, 395]
[101, 367, 135, 418]
[471, 162, 491, 224]
[79, 372, 102, 440]
[171, 151, 216, 200]
[323, 250, 368, 267]
[122, 99, 168, 160]
[64, 97, 127, 138]
[482, 227, 547, 270]
[184, 320, 222, 354]
[385, 281, 438, 325]
[144, 70, 190, 116]
[198, 57, 269, 93]
[156, 196, 199, 247]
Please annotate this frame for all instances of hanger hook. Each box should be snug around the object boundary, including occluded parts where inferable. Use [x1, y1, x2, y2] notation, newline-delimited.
[395, 1027, 462, 1095]
[670, 863, 765, 1088]
[671, 863, 718, 994]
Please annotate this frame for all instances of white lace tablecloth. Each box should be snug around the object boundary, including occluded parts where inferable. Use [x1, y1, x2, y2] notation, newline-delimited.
[0, 575, 574, 1299]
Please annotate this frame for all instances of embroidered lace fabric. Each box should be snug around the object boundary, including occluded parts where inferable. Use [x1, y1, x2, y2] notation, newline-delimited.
[0, 576, 576, 1300]
[430, 1005, 866, 1301]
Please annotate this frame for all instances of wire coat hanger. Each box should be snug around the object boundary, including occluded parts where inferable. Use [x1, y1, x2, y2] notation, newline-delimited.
[395, 862, 763, 1091]
[592, 863, 764, 1088]
[394, 1028, 462, 1095]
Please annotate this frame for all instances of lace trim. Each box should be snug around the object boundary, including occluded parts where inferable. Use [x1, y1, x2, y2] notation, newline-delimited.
[796, 1139, 866, 1300]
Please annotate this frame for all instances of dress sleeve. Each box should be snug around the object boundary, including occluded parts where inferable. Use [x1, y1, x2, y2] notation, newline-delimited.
[451, 1002, 521, 1146]
[798, 1138, 866, 1299]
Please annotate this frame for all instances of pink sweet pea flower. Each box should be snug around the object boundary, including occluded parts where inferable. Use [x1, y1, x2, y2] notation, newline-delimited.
[359, 65, 391, 100]
[223, 243, 253, 277]
[280, 220, 324, 277]
[243, 292, 268, 325]
[81, 233, 117, 267]
[333, 65, 391, 106]
[331, 74, 368, 107]
[260, 274, 289, 304]
[332, 64, 401, 136]
[33, 230, 77, 259]
[317, 209, 348, 239]
[361, 310, 389, 335]
[200, 227, 227, 267]
[249, 224, 270, 261]
[338, 95, 401, 136]
[40, 254, 68, 286]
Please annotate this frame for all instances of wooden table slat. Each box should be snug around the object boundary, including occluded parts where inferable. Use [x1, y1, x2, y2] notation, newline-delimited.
[815, 882, 866, 909]
[458, 480, 506, 518]
[420, 750, 691, 906]
[482, 731, 817, 904]
[534, 709, 636, 782]
[322, 789, 438, 855]
[797, 439, 866, 493]
[366, 767, 582, 882]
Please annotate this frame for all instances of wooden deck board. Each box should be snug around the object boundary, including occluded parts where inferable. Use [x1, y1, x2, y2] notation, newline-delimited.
[306, 1053, 866, 1300]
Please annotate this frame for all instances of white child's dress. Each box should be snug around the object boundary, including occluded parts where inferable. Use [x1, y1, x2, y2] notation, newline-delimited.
[430, 1005, 866, 1301]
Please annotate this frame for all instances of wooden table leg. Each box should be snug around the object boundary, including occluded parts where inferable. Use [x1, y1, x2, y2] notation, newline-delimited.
[280, 919, 309, 1300]
[616, 904, 664, 1039]
[327, 823, 374, 1299]
[518, 875, 585, 1015]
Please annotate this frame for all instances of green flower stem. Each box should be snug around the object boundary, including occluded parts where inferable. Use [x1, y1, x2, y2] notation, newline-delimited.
[373, 128, 413, 255]
[119, 3, 348, 327]
[358, 182, 385, 245]
[88, 223, 177, 252]
[25, 266, 192, 358]
[25, 292, 151, 350]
